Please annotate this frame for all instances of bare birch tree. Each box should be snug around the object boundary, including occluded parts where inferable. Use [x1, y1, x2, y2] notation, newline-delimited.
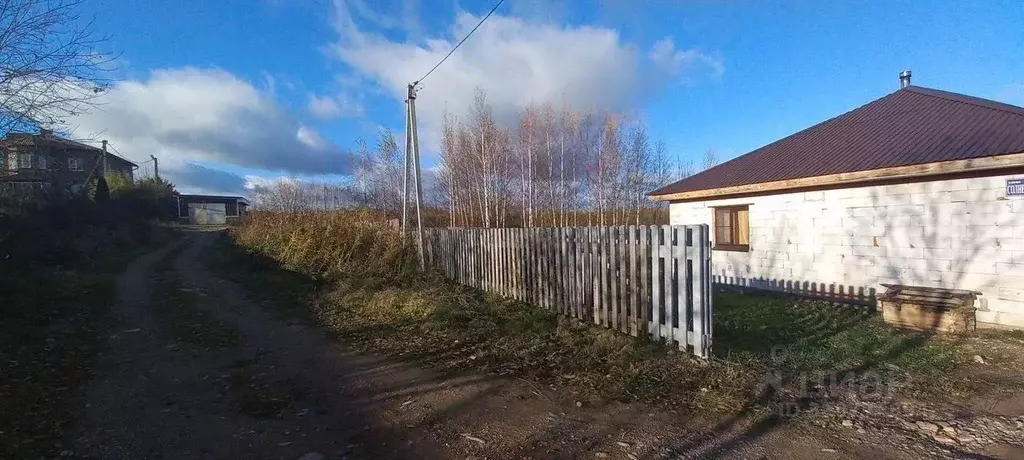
[0, 0, 113, 134]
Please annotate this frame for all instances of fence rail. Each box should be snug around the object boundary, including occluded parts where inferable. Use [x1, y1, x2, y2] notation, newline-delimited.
[423, 225, 713, 358]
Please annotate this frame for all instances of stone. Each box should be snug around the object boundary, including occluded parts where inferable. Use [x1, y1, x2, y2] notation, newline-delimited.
[842, 419, 855, 427]
[932, 434, 957, 445]
[916, 421, 940, 433]
[298, 454, 326, 460]
[595, 453, 609, 458]
[973, 355, 987, 365]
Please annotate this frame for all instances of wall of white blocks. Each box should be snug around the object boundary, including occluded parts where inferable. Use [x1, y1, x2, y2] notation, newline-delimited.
[669, 173, 1024, 329]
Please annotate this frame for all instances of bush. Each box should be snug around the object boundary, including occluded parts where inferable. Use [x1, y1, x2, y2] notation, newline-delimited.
[232, 210, 416, 279]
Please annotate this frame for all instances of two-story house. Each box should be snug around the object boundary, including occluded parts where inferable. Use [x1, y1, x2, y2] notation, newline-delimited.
[0, 129, 136, 194]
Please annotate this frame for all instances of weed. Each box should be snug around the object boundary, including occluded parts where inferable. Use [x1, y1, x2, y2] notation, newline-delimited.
[217, 214, 994, 416]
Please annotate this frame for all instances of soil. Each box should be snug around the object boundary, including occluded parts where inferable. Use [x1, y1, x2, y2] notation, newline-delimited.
[66, 229, 1021, 459]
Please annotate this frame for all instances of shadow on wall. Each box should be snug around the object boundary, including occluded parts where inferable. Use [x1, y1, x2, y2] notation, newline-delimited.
[725, 180, 1015, 321]
[850, 183, 1011, 317]
[714, 275, 877, 306]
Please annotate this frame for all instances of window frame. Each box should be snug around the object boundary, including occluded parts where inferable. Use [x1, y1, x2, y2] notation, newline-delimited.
[68, 157, 83, 171]
[712, 205, 750, 252]
[18, 152, 32, 169]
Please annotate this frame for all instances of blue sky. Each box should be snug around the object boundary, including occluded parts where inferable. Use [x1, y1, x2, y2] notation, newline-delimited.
[66, 0, 1024, 194]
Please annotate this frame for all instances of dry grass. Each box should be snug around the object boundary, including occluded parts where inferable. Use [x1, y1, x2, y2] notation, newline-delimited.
[221, 212, 991, 415]
[232, 210, 416, 279]
[220, 213, 759, 411]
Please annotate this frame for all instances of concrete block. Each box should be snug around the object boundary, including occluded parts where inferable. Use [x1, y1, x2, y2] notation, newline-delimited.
[841, 197, 877, 208]
[851, 245, 885, 257]
[997, 262, 1024, 277]
[883, 215, 925, 227]
[804, 191, 825, 201]
[885, 247, 920, 259]
[888, 204, 926, 217]
[968, 176, 1010, 191]
[814, 252, 846, 264]
[996, 238, 1024, 251]
[820, 244, 849, 256]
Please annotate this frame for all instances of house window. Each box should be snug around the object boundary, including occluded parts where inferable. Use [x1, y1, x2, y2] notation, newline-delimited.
[68, 157, 83, 171]
[713, 205, 750, 251]
[37, 154, 48, 170]
[18, 153, 32, 169]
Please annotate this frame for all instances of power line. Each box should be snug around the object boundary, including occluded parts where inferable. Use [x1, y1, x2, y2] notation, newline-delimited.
[415, 0, 506, 84]
[107, 142, 151, 165]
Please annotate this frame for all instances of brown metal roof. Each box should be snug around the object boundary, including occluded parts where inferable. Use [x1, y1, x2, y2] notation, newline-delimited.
[650, 86, 1024, 197]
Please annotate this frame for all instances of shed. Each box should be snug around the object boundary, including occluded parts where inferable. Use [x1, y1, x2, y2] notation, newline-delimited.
[649, 72, 1024, 330]
[175, 193, 249, 224]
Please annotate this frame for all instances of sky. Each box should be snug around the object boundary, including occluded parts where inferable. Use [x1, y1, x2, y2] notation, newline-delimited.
[62, 0, 1024, 195]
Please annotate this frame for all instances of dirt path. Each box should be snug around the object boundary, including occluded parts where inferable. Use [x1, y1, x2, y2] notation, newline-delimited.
[68, 230, 942, 459]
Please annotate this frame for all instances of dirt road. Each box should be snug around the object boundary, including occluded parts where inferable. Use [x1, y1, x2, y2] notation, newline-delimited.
[66, 230, 938, 459]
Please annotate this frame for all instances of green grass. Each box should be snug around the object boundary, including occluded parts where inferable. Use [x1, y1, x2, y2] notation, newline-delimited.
[209, 236, 758, 411]
[213, 228, 974, 414]
[714, 292, 961, 383]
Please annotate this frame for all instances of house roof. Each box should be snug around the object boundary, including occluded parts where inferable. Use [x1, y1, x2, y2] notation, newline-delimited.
[176, 193, 250, 205]
[2, 132, 137, 167]
[650, 86, 1024, 199]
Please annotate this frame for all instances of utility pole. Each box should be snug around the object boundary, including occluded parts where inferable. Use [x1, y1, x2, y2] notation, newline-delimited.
[151, 155, 159, 180]
[401, 97, 412, 234]
[406, 83, 426, 268]
[101, 140, 108, 175]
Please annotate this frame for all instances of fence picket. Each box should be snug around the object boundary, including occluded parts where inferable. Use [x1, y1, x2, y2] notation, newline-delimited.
[674, 227, 687, 351]
[692, 225, 708, 358]
[421, 225, 711, 358]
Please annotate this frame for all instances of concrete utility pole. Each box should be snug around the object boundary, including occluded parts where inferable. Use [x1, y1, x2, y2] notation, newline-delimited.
[405, 83, 426, 268]
[151, 155, 159, 180]
[401, 98, 412, 234]
[101, 140, 108, 175]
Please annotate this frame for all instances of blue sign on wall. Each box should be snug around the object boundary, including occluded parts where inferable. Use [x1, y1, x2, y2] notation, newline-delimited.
[1008, 179, 1024, 197]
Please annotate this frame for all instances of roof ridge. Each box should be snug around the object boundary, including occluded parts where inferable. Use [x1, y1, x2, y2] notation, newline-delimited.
[904, 86, 1024, 118]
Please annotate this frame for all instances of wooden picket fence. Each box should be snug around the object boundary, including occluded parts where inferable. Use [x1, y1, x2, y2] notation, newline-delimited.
[423, 225, 714, 358]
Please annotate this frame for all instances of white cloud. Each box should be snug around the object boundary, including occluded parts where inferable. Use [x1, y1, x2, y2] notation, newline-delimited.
[649, 38, 724, 80]
[62, 67, 353, 177]
[328, 2, 722, 153]
[330, 3, 645, 147]
[307, 92, 364, 119]
[243, 174, 299, 194]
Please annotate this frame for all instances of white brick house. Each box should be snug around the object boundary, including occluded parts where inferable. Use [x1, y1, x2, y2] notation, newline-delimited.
[650, 73, 1024, 329]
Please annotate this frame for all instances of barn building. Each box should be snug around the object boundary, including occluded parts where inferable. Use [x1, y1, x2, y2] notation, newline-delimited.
[650, 72, 1024, 329]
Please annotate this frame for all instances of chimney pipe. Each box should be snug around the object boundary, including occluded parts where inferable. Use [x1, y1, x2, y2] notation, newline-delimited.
[899, 70, 912, 89]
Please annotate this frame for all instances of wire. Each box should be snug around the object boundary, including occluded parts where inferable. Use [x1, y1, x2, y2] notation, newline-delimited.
[415, 0, 506, 84]
[108, 143, 151, 165]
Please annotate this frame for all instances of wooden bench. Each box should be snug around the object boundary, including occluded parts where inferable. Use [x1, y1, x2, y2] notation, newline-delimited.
[877, 284, 978, 333]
